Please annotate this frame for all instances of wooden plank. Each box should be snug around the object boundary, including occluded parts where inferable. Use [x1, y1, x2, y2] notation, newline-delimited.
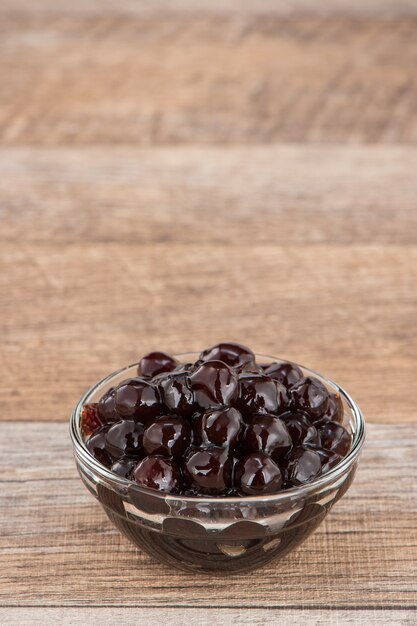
[1, 146, 416, 424]
[1, 146, 417, 245]
[1, 237, 416, 423]
[0, 423, 416, 608]
[1, 0, 417, 17]
[0, 607, 415, 626]
[0, 16, 416, 145]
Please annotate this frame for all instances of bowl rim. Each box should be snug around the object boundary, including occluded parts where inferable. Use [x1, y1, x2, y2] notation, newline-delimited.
[70, 352, 366, 504]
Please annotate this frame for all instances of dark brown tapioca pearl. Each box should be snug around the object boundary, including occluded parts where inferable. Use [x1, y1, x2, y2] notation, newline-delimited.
[237, 374, 288, 416]
[193, 407, 243, 448]
[183, 447, 232, 495]
[283, 447, 322, 486]
[81, 403, 103, 437]
[97, 387, 118, 423]
[235, 452, 282, 495]
[317, 421, 351, 456]
[173, 362, 195, 373]
[238, 362, 263, 375]
[139, 351, 178, 378]
[143, 415, 191, 459]
[322, 392, 344, 424]
[114, 378, 163, 424]
[264, 361, 304, 388]
[110, 456, 138, 479]
[315, 448, 343, 474]
[154, 361, 196, 382]
[158, 371, 196, 417]
[150, 370, 170, 383]
[241, 414, 292, 460]
[199, 342, 255, 370]
[133, 456, 182, 494]
[104, 419, 144, 458]
[229, 455, 242, 494]
[189, 360, 238, 410]
[289, 376, 330, 421]
[258, 363, 271, 370]
[86, 426, 114, 468]
[275, 381, 290, 413]
[281, 411, 319, 448]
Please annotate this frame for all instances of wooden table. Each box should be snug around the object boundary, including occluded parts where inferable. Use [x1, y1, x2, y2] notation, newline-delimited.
[1, 1, 416, 624]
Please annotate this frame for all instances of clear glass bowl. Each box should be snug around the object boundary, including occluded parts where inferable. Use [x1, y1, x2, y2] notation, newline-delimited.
[70, 353, 365, 574]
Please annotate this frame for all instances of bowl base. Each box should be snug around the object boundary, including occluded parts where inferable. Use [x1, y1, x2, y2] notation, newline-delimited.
[105, 506, 327, 574]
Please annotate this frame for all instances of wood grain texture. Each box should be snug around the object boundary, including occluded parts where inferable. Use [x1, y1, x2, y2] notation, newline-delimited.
[0, 15, 416, 145]
[1, 241, 416, 424]
[1, 3, 416, 622]
[0, 608, 415, 626]
[1, 146, 417, 245]
[1, 145, 416, 424]
[2, 0, 417, 18]
[0, 423, 416, 610]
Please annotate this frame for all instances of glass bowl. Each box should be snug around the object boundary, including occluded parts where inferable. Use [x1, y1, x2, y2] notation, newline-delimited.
[70, 353, 365, 574]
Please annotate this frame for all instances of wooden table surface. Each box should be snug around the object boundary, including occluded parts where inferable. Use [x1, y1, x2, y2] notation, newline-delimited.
[1, 1, 416, 624]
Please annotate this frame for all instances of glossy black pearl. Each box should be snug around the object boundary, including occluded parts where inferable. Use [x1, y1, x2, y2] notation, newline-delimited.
[86, 426, 113, 468]
[143, 415, 191, 459]
[281, 411, 319, 447]
[193, 407, 243, 448]
[173, 362, 195, 373]
[235, 452, 282, 495]
[110, 457, 138, 478]
[284, 447, 322, 485]
[139, 351, 178, 378]
[114, 378, 163, 424]
[158, 371, 195, 416]
[183, 447, 232, 495]
[199, 342, 255, 370]
[238, 363, 263, 374]
[87, 346, 354, 496]
[97, 387, 118, 423]
[317, 421, 351, 456]
[241, 414, 292, 460]
[315, 448, 342, 474]
[289, 376, 330, 421]
[264, 361, 304, 388]
[104, 420, 144, 458]
[322, 392, 344, 424]
[189, 360, 238, 410]
[133, 456, 182, 494]
[237, 374, 288, 415]
[81, 403, 103, 437]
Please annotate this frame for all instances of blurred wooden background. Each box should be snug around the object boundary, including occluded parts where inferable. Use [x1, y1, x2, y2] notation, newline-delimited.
[0, 1, 416, 624]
